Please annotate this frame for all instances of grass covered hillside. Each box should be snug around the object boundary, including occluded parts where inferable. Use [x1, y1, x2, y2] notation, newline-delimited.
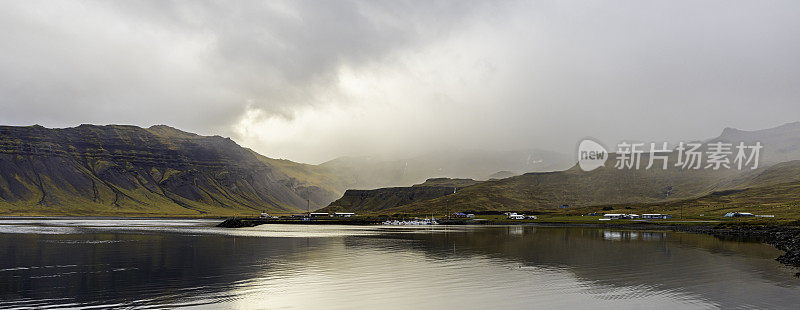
[322, 123, 800, 215]
[0, 124, 340, 216]
[321, 178, 480, 213]
[611, 180, 800, 219]
[373, 159, 800, 215]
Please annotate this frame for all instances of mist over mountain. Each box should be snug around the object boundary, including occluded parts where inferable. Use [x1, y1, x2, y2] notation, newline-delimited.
[1, 121, 799, 216]
[320, 148, 572, 190]
[708, 121, 800, 165]
[325, 122, 800, 214]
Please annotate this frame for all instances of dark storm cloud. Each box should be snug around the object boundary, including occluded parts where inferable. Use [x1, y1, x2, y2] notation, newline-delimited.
[0, 0, 480, 132]
[1, 0, 800, 163]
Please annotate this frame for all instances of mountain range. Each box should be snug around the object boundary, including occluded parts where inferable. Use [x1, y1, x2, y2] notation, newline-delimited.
[2, 121, 799, 216]
[0, 125, 336, 216]
[0, 124, 572, 216]
[323, 122, 800, 215]
[318, 148, 572, 190]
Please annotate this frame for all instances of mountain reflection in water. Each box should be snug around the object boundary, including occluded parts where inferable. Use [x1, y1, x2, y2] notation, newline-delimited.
[0, 220, 798, 309]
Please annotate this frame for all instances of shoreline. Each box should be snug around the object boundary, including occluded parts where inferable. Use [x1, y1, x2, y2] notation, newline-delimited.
[3, 216, 795, 276]
[217, 218, 800, 275]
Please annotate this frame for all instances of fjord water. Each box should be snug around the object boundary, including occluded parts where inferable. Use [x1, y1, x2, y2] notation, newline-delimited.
[1, 220, 799, 309]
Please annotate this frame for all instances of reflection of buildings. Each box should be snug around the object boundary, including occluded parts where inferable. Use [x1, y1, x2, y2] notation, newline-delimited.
[603, 231, 623, 241]
[640, 231, 666, 241]
[602, 230, 666, 241]
[508, 226, 524, 235]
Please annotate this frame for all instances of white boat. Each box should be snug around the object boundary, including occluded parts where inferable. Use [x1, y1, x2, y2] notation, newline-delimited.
[382, 218, 438, 225]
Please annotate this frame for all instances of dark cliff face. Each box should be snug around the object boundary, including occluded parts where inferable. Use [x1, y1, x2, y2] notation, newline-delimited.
[0, 124, 334, 216]
[321, 178, 480, 213]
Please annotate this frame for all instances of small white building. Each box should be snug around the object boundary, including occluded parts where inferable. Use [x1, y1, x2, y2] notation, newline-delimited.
[642, 214, 672, 220]
[334, 212, 355, 217]
[724, 212, 755, 218]
[603, 214, 625, 219]
[603, 214, 639, 220]
[507, 213, 525, 220]
[310, 212, 330, 217]
[525, 215, 538, 220]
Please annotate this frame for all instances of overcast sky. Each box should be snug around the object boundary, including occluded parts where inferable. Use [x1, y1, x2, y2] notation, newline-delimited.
[2, 0, 800, 163]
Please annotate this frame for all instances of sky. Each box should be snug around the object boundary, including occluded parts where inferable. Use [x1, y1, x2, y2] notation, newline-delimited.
[1, 0, 800, 164]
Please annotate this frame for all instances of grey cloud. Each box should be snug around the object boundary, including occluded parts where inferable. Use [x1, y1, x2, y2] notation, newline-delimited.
[0, 0, 480, 131]
[1, 0, 800, 163]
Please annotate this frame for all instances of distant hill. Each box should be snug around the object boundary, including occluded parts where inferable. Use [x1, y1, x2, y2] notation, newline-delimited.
[708, 121, 800, 165]
[0, 124, 342, 216]
[325, 122, 800, 215]
[320, 148, 572, 190]
[0, 124, 574, 216]
[4, 121, 800, 217]
[320, 178, 480, 213]
[486, 171, 519, 180]
[369, 160, 740, 214]
[410, 178, 480, 188]
[370, 159, 800, 215]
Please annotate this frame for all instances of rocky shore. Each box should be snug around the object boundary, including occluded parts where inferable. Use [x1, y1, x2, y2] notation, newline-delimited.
[542, 222, 800, 273]
[697, 225, 800, 273]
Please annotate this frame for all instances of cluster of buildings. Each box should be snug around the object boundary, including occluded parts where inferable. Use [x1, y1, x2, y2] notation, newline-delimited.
[259, 212, 277, 219]
[258, 205, 773, 222]
[504, 212, 537, 220]
[451, 212, 538, 220]
[452, 212, 475, 218]
[599, 211, 772, 220]
[309, 212, 356, 218]
[723, 212, 754, 218]
[600, 213, 672, 220]
[722, 212, 774, 218]
[259, 212, 357, 219]
[602, 213, 639, 220]
[642, 214, 672, 219]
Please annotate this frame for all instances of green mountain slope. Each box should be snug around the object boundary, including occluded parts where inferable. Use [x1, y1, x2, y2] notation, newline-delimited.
[321, 178, 479, 213]
[371, 159, 800, 215]
[326, 123, 800, 215]
[0, 124, 339, 216]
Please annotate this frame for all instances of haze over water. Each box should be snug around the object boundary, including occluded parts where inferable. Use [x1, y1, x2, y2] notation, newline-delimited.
[1, 219, 798, 309]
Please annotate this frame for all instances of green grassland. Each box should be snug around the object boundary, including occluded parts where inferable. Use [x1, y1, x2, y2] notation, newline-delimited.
[348, 158, 800, 218]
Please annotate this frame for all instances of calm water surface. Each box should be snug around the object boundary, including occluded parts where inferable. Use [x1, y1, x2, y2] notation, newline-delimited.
[1, 219, 799, 309]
